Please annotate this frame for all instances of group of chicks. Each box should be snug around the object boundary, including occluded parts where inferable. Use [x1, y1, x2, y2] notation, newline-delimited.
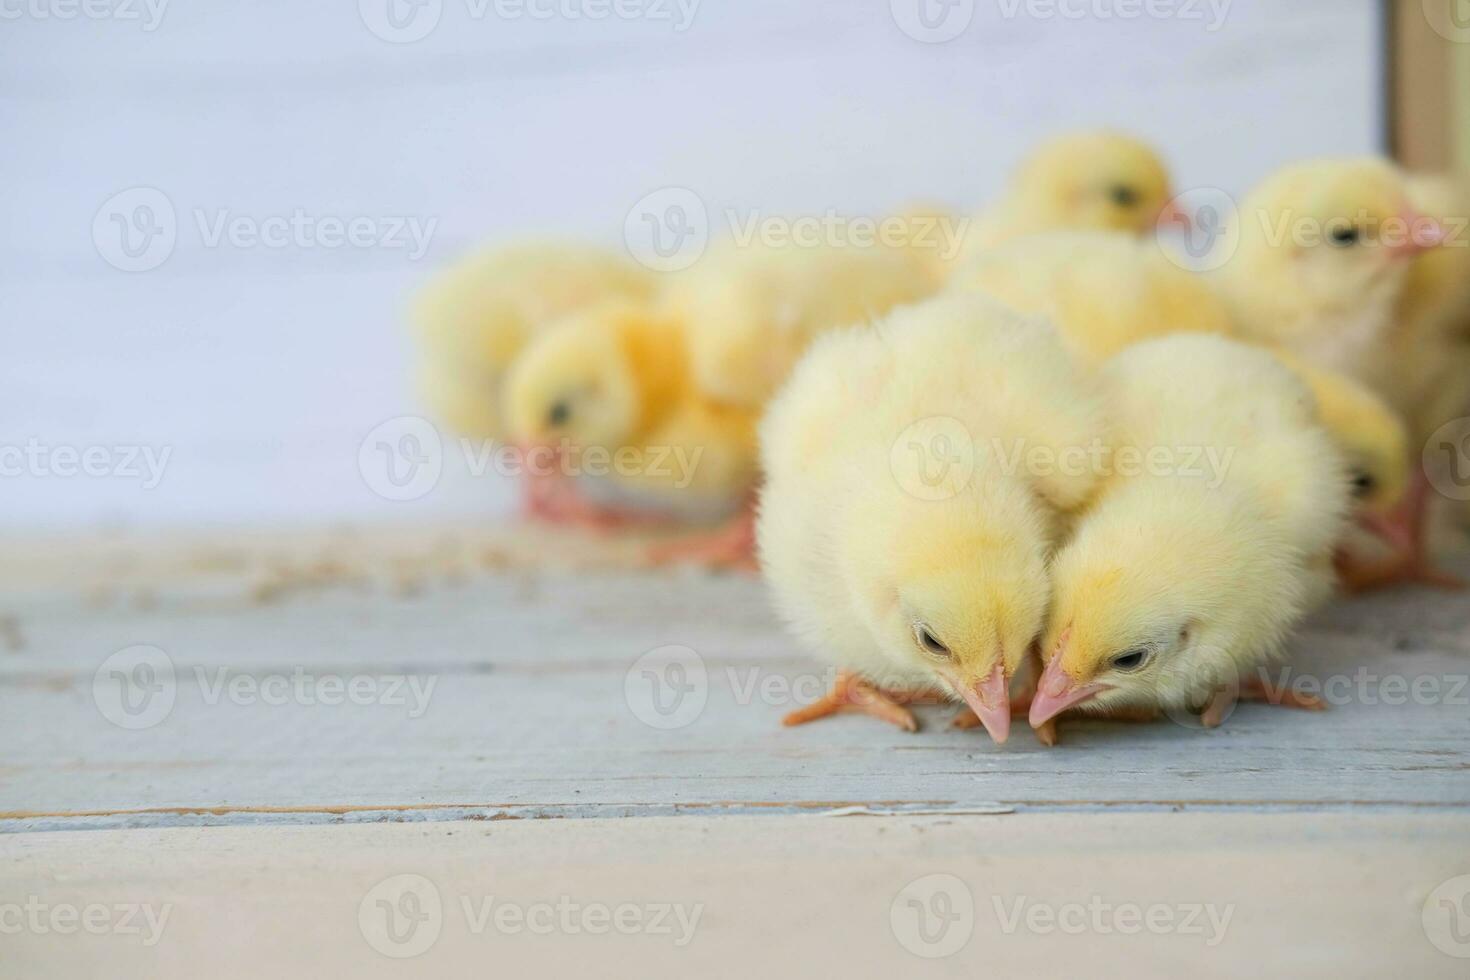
[413, 130, 1470, 745]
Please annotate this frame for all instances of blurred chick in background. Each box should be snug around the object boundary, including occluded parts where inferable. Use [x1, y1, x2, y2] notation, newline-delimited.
[758, 292, 1108, 743]
[945, 130, 1185, 271]
[948, 230, 1234, 364]
[661, 239, 936, 412]
[1028, 336, 1350, 743]
[412, 242, 656, 440]
[1401, 175, 1470, 544]
[1215, 159, 1461, 588]
[505, 302, 759, 554]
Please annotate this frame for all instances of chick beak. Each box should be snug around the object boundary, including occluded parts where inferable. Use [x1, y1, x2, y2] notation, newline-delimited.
[1357, 509, 1413, 552]
[954, 662, 1011, 744]
[1028, 653, 1111, 728]
[1156, 199, 1192, 234]
[1389, 213, 1447, 257]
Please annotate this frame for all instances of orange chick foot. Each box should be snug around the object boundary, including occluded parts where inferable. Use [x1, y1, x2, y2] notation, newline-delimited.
[644, 512, 757, 572]
[1335, 548, 1466, 594]
[782, 671, 924, 732]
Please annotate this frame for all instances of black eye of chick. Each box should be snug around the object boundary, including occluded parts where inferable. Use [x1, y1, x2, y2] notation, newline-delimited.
[1109, 185, 1140, 209]
[1329, 226, 1362, 247]
[1350, 471, 1376, 498]
[1110, 649, 1149, 671]
[915, 626, 952, 659]
[546, 400, 571, 428]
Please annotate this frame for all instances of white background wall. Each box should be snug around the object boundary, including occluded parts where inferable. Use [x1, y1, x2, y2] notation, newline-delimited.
[1, 0, 1383, 528]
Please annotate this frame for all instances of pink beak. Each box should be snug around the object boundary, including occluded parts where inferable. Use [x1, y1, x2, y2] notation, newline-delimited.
[1390, 213, 1447, 256]
[954, 662, 1011, 744]
[1357, 509, 1413, 552]
[1028, 653, 1111, 728]
[1156, 199, 1192, 233]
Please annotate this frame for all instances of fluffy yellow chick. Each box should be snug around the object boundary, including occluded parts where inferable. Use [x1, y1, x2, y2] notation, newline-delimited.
[504, 302, 759, 532]
[413, 242, 656, 439]
[946, 130, 1182, 271]
[949, 230, 1235, 365]
[1029, 335, 1350, 738]
[758, 292, 1109, 743]
[1216, 158, 1447, 411]
[661, 240, 937, 411]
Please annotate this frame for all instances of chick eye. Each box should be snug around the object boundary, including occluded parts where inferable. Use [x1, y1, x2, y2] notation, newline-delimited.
[1109, 185, 1140, 209]
[913, 625, 952, 659]
[1329, 226, 1362, 247]
[1350, 471, 1377, 498]
[547, 400, 571, 428]
[1110, 648, 1150, 671]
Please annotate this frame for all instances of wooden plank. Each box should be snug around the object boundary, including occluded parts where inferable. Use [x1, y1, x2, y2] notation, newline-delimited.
[2, 812, 1467, 978]
[3, 529, 1468, 830]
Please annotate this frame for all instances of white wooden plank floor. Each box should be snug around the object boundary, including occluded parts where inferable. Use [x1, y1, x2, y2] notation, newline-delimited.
[5, 526, 1469, 830]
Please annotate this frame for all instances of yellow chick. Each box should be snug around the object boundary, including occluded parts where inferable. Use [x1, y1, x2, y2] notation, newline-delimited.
[1028, 335, 1350, 738]
[1271, 352, 1409, 520]
[758, 292, 1109, 743]
[504, 302, 759, 533]
[949, 230, 1235, 365]
[412, 242, 656, 439]
[1216, 158, 1447, 411]
[1217, 159, 1459, 588]
[946, 130, 1182, 271]
[661, 240, 937, 411]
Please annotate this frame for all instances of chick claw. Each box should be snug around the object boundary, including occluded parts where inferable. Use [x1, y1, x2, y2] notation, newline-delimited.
[782, 671, 932, 733]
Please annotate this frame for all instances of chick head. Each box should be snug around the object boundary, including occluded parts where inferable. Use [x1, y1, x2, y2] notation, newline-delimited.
[1014, 130, 1178, 235]
[504, 304, 651, 452]
[1237, 159, 1448, 310]
[1029, 484, 1300, 727]
[844, 480, 1054, 742]
[1328, 392, 1411, 525]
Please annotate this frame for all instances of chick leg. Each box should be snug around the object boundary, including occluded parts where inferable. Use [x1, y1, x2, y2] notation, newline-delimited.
[644, 502, 758, 572]
[1341, 471, 1467, 592]
[782, 671, 928, 733]
[1238, 676, 1328, 712]
[1200, 677, 1327, 728]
